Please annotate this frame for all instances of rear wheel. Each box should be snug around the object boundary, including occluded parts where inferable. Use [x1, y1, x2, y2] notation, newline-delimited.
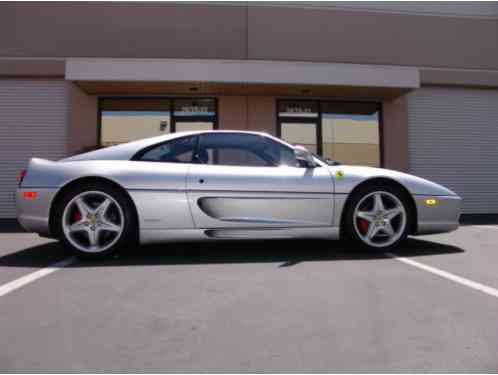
[54, 183, 137, 258]
[344, 185, 410, 251]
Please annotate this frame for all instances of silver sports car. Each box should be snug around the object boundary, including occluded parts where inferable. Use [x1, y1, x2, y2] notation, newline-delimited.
[16, 130, 461, 258]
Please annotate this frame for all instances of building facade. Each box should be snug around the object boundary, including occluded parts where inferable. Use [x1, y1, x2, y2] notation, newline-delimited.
[1, 2, 498, 218]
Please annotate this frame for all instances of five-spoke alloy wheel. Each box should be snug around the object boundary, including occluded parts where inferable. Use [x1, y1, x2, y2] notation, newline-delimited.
[54, 182, 137, 258]
[62, 191, 124, 253]
[344, 184, 411, 250]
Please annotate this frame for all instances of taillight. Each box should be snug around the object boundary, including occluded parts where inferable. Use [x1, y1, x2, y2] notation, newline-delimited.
[18, 169, 27, 186]
[22, 191, 38, 199]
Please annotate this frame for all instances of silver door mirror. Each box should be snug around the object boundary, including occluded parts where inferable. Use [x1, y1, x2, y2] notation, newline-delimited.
[294, 145, 317, 168]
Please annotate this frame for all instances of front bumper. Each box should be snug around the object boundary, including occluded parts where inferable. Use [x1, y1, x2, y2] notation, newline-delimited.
[414, 194, 462, 235]
[15, 188, 58, 237]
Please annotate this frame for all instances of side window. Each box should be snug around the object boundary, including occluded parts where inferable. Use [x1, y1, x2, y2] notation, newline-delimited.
[136, 135, 197, 163]
[198, 133, 297, 167]
[263, 138, 298, 167]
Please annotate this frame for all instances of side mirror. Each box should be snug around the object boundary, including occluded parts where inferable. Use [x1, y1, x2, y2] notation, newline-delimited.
[294, 145, 317, 168]
[325, 158, 340, 166]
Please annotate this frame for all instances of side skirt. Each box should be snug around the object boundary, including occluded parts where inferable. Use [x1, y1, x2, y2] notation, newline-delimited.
[140, 227, 339, 245]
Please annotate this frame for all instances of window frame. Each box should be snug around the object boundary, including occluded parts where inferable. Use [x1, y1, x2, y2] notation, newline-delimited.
[97, 97, 218, 146]
[198, 132, 289, 167]
[131, 133, 200, 163]
[131, 132, 300, 168]
[276, 99, 384, 167]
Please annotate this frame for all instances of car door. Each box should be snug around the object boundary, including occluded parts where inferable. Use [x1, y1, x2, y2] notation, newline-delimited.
[129, 134, 198, 230]
[186, 132, 334, 229]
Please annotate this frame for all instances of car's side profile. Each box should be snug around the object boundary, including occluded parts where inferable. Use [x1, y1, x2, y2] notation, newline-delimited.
[16, 130, 461, 258]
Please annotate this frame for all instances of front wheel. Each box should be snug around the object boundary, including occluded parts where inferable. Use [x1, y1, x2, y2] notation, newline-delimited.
[54, 183, 137, 258]
[343, 185, 411, 251]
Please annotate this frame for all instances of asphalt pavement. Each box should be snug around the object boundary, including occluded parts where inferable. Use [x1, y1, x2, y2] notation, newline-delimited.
[0, 224, 497, 372]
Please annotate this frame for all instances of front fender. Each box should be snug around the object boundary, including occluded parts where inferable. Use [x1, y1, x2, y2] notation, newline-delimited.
[329, 165, 461, 235]
[329, 165, 457, 197]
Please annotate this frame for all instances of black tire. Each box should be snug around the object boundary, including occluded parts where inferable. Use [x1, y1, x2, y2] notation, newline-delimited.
[343, 184, 411, 251]
[53, 182, 138, 259]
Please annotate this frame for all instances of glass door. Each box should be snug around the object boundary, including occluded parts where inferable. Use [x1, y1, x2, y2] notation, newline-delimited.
[172, 99, 217, 133]
[277, 99, 381, 166]
[100, 99, 171, 146]
[321, 102, 380, 167]
[279, 121, 319, 154]
[99, 98, 217, 147]
[277, 100, 321, 155]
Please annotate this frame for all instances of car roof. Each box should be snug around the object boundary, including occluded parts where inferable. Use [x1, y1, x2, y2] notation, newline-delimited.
[61, 130, 293, 162]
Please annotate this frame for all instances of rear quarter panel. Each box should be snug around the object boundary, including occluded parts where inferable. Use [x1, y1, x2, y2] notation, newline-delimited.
[20, 158, 195, 231]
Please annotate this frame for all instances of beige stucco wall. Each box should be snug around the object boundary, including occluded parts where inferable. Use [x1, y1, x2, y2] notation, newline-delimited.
[382, 96, 409, 172]
[218, 96, 276, 135]
[247, 6, 498, 71]
[218, 96, 248, 130]
[0, 3, 247, 60]
[68, 83, 98, 155]
[248, 97, 276, 135]
[2, 3, 497, 72]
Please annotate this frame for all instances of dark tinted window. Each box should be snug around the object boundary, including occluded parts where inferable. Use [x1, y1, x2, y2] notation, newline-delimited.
[137, 135, 197, 163]
[198, 133, 296, 167]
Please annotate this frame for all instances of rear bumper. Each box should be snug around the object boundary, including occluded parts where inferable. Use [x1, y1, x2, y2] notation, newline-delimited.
[15, 188, 58, 237]
[414, 194, 462, 235]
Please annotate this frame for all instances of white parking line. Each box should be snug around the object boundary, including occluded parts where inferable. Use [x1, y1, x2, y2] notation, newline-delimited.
[0, 257, 77, 298]
[385, 252, 498, 299]
[472, 225, 498, 229]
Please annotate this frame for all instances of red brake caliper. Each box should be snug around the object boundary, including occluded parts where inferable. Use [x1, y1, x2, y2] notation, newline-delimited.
[358, 218, 370, 234]
[73, 208, 82, 223]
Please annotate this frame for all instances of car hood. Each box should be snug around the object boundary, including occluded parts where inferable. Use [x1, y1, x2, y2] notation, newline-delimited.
[328, 165, 459, 196]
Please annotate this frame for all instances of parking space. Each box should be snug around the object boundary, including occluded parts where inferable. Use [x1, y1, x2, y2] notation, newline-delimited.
[390, 225, 498, 291]
[0, 233, 67, 286]
[0, 226, 497, 371]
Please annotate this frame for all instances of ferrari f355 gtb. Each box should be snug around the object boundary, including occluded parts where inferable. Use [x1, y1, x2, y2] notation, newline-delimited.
[16, 131, 461, 257]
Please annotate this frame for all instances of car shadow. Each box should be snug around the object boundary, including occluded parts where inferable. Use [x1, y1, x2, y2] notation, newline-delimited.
[0, 219, 27, 233]
[0, 237, 464, 270]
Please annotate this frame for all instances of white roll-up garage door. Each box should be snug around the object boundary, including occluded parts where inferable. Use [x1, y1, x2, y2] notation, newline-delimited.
[0, 79, 69, 218]
[407, 86, 498, 213]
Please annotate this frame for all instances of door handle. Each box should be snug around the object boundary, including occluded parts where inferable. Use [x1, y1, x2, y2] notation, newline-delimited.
[198, 179, 205, 184]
